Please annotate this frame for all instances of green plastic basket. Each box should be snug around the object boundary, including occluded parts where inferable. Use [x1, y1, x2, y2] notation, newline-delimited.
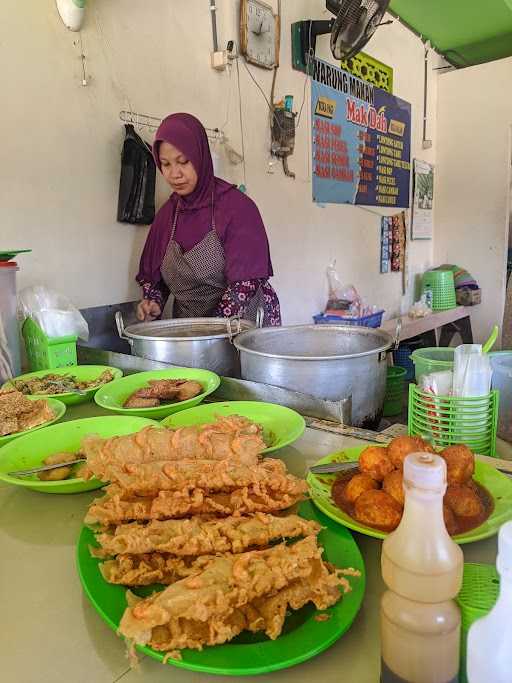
[457, 563, 500, 683]
[411, 347, 455, 383]
[383, 366, 407, 416]
[22, 317, 77, 371]
[408, 385, 499, 456]
[422, 270, 457, 311]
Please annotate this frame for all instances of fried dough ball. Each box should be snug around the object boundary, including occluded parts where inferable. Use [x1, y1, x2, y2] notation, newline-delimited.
[443, 504, 458, 536]
[38, 452, 75, 481]
[382, 470, 405, 507]
[441, 445, 474, 485]
[359, 446, 394, 482]
[342, 473, 378, 504]
[387, 436, 434, 470]
[445, 485, 484, 518]
[354, 490, 402, 531]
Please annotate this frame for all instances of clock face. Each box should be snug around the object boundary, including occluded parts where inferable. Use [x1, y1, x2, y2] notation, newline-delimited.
[242, 0, 277, 69]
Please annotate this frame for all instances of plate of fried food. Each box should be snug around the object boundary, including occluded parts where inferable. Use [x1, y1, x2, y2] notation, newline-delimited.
[160, 401, 306, 453]
[76, 416, 365, 675]
[0, 416, 159, 493]
[0, 387, 66, 446]
[2, 365, 122, 405]
[94, 369, 220, 419]
[308, 435, 512, 544]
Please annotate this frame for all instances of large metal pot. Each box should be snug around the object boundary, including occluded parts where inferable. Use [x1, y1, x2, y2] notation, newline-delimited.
[234, 324, 394, 428]
[116, 313, 254, 377]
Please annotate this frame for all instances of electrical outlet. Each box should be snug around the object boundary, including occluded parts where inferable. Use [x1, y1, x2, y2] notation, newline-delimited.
[211, 50, 228, 70]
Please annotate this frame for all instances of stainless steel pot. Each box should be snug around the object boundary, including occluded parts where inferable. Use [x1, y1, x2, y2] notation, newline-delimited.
[116, 313, 255, 377]
[234, 324, 394, 428]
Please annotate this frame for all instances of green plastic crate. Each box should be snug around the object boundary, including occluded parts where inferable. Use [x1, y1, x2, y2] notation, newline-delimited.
[457, 563, 500, 683]
[408, 385, 499, 456]
[22, 317, 77, 371]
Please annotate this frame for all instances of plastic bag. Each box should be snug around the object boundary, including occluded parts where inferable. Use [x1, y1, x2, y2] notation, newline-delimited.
[18, 286, 89, 341]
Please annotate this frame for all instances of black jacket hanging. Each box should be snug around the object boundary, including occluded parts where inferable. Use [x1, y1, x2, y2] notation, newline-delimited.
[117, 124, 156, 224]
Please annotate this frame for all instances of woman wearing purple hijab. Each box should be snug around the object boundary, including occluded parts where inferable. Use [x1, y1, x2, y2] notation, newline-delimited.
[136, 113, 281, 326]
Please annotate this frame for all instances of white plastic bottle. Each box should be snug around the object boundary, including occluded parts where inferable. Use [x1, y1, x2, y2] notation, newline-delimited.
[466, 521, 512, 683]
[380, 452, 464, 683]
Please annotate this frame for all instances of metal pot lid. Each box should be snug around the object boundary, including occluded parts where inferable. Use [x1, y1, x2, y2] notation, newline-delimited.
[233, 324, 393, 361]
[123, 317, 254, 341]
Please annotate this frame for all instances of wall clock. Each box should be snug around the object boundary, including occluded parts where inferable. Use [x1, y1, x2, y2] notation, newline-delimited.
[240, 0, 280, 69]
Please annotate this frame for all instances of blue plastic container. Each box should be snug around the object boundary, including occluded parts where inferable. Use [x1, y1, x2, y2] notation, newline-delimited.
[313, 310, 384, 328]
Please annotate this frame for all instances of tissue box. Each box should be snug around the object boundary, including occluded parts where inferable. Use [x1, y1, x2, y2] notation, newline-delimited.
[456, 288, 481, 306]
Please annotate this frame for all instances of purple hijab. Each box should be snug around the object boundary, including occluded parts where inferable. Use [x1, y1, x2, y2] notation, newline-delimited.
[136, 113, 273, 287]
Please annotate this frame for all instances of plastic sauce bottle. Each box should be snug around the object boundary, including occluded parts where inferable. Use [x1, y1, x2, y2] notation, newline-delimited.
[380, 452, 464, 683]
[466, 521, 512, 682]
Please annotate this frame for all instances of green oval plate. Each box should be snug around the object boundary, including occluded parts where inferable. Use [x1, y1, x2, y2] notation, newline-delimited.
[308, 446, 512, 545]
[77, 500, 365, 676]
[0, 397, 66, 447]
[0, 415, 158, 493]
[94, 369, 220, 419]
[2, 365, 123, 405]
[161, 401, 305, 453]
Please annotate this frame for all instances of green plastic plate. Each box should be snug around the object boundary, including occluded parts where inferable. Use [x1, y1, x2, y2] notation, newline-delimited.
[2, 365, 123, 406]
[0, 249, 31, 261]
[308, 446, 512, 544]
[94, 369, 220, 419]
[0, 397, 66, 447]
[161, 401, 305, 453]
[77, 500, 365, 676]
[0, 416, 158, 493]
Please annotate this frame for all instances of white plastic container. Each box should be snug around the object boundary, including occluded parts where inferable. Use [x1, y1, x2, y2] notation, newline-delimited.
[380, 452, 464, 683]
[0, 262, 21, 380]
[491, 356, 512, 442]
[466, 521, 512, 683]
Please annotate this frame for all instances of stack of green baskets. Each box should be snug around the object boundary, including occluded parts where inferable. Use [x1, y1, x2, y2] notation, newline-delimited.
[383, 366, 407, 416]
[22, 317, 77, 371]
[408, 385, 499, 456]
[457, 563, 500, 683]
[422, 270, 457, 311]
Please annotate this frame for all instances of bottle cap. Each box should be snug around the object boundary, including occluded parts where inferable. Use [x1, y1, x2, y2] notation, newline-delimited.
[403, 452, 447, 493]
[497, 521, 512, 577]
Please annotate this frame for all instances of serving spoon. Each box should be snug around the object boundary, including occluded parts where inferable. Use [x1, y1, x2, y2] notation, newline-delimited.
[8, 458, 86, 477]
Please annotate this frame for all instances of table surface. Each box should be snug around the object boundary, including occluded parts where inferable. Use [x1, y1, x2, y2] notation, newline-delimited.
[0, 402, 499, 683]
[381, 306, 473, 342]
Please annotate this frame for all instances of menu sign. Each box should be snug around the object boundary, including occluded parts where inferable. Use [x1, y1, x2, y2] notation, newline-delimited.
[311, 58, 411, 208]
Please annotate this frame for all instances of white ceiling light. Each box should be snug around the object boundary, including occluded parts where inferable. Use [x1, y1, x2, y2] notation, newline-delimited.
[55, 0, 86, 32]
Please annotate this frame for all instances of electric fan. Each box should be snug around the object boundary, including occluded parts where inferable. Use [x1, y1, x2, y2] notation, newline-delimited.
[326, 0, 391, 60]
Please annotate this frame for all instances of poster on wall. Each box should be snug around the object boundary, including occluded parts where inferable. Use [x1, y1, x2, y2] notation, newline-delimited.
[380, 212, 407, 275]
[411, 159, 434, 240]
[311, 58, 411, 208]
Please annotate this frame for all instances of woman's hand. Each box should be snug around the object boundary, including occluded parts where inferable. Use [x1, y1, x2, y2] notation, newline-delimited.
[137, 299, 162, 322]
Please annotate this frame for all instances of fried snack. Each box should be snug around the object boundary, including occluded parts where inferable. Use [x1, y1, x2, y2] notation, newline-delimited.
[124, 397, 160, 409]
[441, 445, 474, 485]
[85, 477, 308, 525]
[37, 452, 76, 482]
[443, 503, 458, 536]
[118, 536, 350, 650]
[0, 388, 55, 436]
[10, 370, 114, 395]
[445, 485, 484, 518]
[81, 417, 266, 479]
[387, 436, 433, 470]
[94, 513, 321, 557]
[354, 489, 402, 531]
[175, 381, 203, 402]
[359, 446, 394, 481]
[342, 473, 378, 504]
[382, 470, 405, 507]
[99, 552, 217, 586]
[134, 380, 182, 400]
[99, 458, 295, 496]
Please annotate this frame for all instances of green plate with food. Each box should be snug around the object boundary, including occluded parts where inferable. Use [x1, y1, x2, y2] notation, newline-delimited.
[308, 444, 512, 545]
[161, 401, 305, 453]
[0, 395, 66, 447]
[77, 500, 365, 676]
[94, 369, 220, 419]
[2, 365, 123, 405]
[0, 416, 158, 493]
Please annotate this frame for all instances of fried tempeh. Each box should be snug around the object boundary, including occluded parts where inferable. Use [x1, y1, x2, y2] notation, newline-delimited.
[119, 536, 353, 650]
[99, 458, 298, 496]
[85, 479, 308, 525]
[81, 416, 266, 479]
[93, 513, 321, 557]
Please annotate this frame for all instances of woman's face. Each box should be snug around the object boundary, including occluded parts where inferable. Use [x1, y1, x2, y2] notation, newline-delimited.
[158, 141, 198, 196]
